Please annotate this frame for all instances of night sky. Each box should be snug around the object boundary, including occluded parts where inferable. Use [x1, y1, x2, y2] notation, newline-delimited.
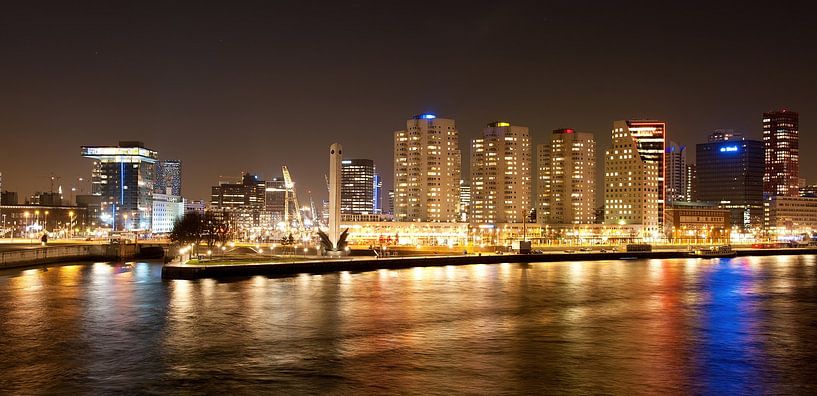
[1, 1, 815, 203]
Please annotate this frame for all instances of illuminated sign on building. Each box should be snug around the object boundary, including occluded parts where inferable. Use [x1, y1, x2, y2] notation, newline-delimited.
[420, 114, 436, 119]
[719, 146, 739, 152]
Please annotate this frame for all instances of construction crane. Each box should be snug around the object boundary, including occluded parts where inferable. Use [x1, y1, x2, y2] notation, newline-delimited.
[282, 166, 304, 231]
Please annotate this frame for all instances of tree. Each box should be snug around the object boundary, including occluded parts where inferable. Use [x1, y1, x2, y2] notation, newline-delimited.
[202, 212, 229, 249]
[170, 212, 206, 256]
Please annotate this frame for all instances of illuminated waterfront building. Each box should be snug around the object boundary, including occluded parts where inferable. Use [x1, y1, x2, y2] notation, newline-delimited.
[81, 141, 158, 230]
[341, 159, 375, 214]
[604, 120, 665, 233]
[151, 193, 183, 234]
[393, 114, 461, 222]
[764, 195, 817, 235]
[696, 131, 764, 229]
[665, 141, 686, 204]
[763, 109, 799, 197]
[469, 121, 531, 225]
[373, 171, 383, 214]
[537, 128, 596, 224]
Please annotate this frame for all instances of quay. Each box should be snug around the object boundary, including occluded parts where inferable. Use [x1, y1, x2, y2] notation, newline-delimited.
[160, 247, 817, 280]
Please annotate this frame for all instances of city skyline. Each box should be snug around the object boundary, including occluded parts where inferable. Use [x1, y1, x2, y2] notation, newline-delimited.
[1, 2, 815, 202]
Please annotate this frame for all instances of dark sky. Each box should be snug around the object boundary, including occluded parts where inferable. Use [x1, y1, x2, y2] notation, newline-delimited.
[2, 1, 816, 203]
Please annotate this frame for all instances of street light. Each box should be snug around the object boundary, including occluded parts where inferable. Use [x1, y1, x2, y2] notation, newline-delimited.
[44, 210, 49, 233]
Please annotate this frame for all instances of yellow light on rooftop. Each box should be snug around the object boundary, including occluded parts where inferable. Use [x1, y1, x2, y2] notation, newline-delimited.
[496, 122, 510, 127]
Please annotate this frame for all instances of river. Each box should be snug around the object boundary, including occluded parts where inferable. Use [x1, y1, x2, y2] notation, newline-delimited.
[2, 256, 817, 394]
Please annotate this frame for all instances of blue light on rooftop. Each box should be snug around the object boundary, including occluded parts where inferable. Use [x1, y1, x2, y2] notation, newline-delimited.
[420, 114, 436, 119]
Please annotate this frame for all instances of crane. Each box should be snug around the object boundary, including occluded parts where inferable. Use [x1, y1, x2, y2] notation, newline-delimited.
[282, 166, 304, 231]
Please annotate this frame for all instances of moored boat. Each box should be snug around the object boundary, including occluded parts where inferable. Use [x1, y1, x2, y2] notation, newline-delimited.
[688, 245, 737, 258]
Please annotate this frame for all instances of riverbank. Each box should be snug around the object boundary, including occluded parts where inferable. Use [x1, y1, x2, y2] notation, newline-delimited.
[160, 247, 817, 279]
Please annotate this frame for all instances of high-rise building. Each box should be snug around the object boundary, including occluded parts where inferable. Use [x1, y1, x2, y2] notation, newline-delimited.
[604, 120, 665, 232]
[373, 171, 383, 214]
[154, 160, 182, 196]
[264, 177, 286, 222]
[696, 132, 764, 229]
[537, 128, 596, 224]
[81, 141, 158, 230]
[469, 122, 531, 225]
[763, 109, 799, 197]
[685, 164, 697, 202]
[665, 141, 686, 204]
[394, 114, 461, 222]
[387, 189, 394, 215]
[341, 159, 375, 214]
[459, 180, 470, 222]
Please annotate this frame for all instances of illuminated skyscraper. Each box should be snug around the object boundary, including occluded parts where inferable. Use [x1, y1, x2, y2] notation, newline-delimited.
[604, 120, 665, 232]
[665, 141, 686, 204]
[696, 132, 764, 228]
[341, 159, 375, 214]
[537, 128, 596, 224]
[394, 114, 461, 222]
[81, 141, 158, 230]
[763, 109, 799, 197]
[469, 122, 531, 225]
[154, 160, 182, 196]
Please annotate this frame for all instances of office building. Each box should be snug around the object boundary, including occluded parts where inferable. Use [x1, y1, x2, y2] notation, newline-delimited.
[394, 114, 461, 222]
[763, 109, 799, 197]
[264, 177, 286, 222]
[764, 195, 817, 234]
[82, 141, 158, 230]
[183, 199, 206, 215]
[537, 128, 596, 224]
[459, 180, 470, 222]
[604, 120, 665, 233]
[154, 160, 182, 196]
[210, 173, 266, 230]
[469, 121, 531, 225]
[685, 164, 697, 202]
[696, 132, 764, 229]
[151, 193, 184, 233]
[341, 159, 375, 214]
[665, 141, 686, 204]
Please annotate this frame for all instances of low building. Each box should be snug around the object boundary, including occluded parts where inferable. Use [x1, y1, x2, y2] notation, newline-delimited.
[152, 194, 184, 234]
[764, 196, 817, 236]
[664, 207, 731, 244]
[0, 205, 88, 237]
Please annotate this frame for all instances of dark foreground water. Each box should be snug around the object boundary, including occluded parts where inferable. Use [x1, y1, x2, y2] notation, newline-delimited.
[2, 256, 817, 394]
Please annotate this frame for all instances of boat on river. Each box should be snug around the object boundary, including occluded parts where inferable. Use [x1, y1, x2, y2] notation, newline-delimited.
[688, 245, 737, 258]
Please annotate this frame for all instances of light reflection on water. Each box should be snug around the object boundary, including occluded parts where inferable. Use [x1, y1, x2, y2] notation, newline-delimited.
[2, 256, 817, 393]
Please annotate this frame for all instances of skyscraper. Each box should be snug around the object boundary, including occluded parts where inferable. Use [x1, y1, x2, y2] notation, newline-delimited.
[763, 109, 799, 197]
[154, 160, 182, 196]
[341, 159, 375, 214]
[537, 128, 596, 224]
[469, 122, 531, 225]
[394, 114, 461, 222]
[604, 120, 665, 231]
[373, 171, 383, 214]
[665, 141, 686, 204]
[697, 132, 764, 229]
[81, 141, 158, 230]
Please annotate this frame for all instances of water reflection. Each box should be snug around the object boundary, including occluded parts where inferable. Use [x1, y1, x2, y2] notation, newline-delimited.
[2, 256, 817, 393]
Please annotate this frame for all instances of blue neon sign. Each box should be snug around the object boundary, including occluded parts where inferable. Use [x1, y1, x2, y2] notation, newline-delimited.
[719, 146, 739, 153]
[420, 114, 436, 119]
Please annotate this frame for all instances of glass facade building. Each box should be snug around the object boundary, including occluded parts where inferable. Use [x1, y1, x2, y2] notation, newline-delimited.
[81, 141, 158, 230]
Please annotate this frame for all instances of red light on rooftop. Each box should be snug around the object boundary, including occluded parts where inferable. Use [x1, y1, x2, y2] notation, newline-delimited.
[566, 129, 574, 133]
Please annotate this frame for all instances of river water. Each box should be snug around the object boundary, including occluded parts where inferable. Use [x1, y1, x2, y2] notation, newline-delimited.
[2, 256, 817, 394]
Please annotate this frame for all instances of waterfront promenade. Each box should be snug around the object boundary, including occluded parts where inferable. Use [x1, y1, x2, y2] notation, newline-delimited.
[161, 247, 817, 279]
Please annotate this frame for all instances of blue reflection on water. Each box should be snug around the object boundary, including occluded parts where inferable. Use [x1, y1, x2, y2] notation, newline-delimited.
[694, 258, 769, 394]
